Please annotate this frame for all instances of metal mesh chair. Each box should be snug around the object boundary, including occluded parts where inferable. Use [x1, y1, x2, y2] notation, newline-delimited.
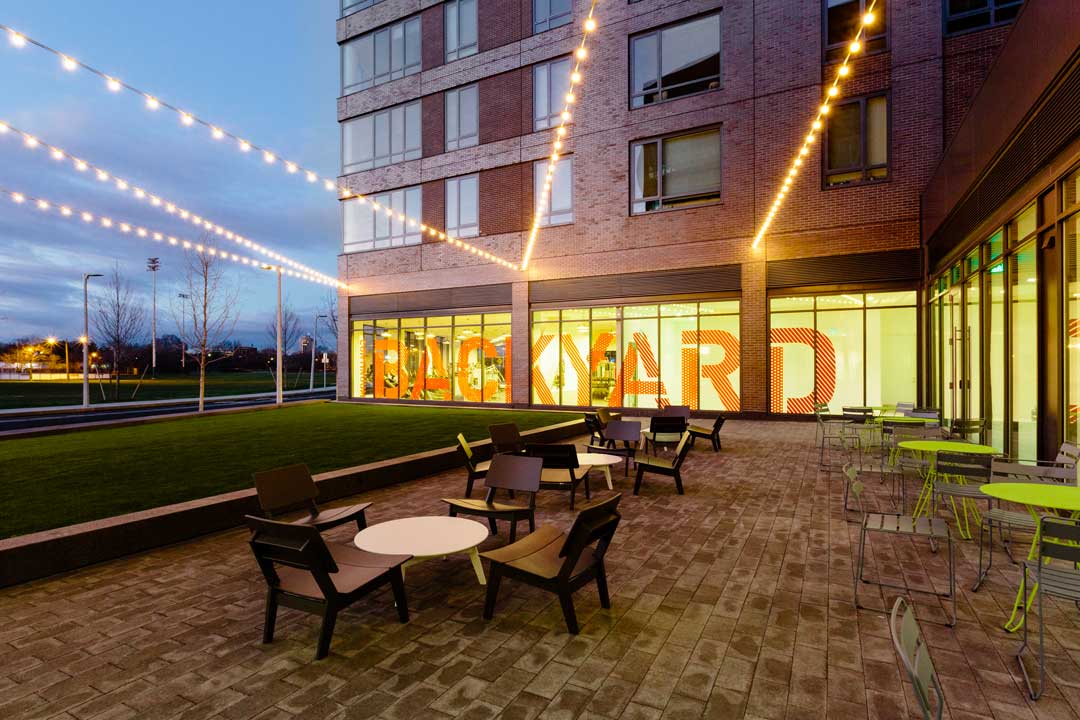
[815, 402, 850, 471]
[894, 401, 916, 416]
[890, 597, 945, 719]
[930, 452, 993, 540]
[948, 418, 988, 444]
[1016, 515, 1080, 699]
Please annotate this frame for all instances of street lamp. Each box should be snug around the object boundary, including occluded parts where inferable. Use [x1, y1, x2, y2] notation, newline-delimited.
[147, 258, 160, 379]
[82, 272, 102, 407]
[311, 313, 328, 391]
[177, 292, 190, 370]
[262, 264, 283, 406]
[45, 336, 70, 381]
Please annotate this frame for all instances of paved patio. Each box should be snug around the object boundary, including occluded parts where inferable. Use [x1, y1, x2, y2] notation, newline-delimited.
[2, 420, 1079, 720]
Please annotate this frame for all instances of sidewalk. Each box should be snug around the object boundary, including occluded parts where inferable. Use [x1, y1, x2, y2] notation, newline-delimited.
[0, 386, 333, 417]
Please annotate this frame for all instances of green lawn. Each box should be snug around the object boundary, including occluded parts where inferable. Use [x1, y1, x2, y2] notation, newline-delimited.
[0, 402, 577, 539]
[0, 372, 336, 410]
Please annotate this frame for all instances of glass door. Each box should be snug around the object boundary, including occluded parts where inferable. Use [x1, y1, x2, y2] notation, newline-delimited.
[964, 278, 981, 422]
[942, 287, 964, 423]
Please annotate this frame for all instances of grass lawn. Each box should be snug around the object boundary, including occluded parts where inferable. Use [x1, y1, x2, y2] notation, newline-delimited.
[0, 371, 336, 410]
[0, 402, 578, 539]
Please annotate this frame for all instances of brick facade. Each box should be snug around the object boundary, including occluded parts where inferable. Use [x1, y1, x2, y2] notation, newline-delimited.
[335, 0, 1017, 413]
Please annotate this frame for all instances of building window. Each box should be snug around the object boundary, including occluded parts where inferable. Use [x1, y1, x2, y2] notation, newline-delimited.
[342, 101, 421, 173]
[531, 301, 741, 410]
[534, 157, 573, 226]
[632, 128, 721, 214]
[770, 292, 917, 414]
[445, 85, 479, 151]
[534, 0, 572, 33]
[630, 13, 721, 108]
[824, 0, 887, 62]
[533, 57, 572, 131]
[350, 312, 511, 402]
[446, 175, 479, 238]
[342, 16, 421, 94]
[445, 0, 478, 62]
[341, 0, 386, 17]
[342, 186, 422, 253]
[825, 95, 888, 186]
[945, 0, 1023, 35]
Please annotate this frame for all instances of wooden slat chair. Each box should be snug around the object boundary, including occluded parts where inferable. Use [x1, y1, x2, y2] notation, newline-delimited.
[1017, 516, 1080, 699]
[849, 463, 956, 626]
[489, 423, 526, 456]
[641, 415, 687, 455]
[526, 443, 591, 510]
[972, 460, 1074, 591]
[688, 415, 725, 452]
[634, 431, 692, 496]
[456, 433, 490, 499]
[482, 494, 622, 634]
[442, 454, 543, 543]
[253, 464, 371, 533]
[890, 597, 945, 720]
[245, 516, 410, 660]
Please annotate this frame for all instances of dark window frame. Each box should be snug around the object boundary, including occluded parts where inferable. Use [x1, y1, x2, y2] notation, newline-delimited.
[533, 0, 573, 34]
[822, 0, 889, 63]
[340, 0, 386, 19]
[340, 14, 422, 95]
[943, 0, 1024, 36]
[822, 92, 891, 189]
[628, 10, 722, 110]
[629, 124, 723, 216]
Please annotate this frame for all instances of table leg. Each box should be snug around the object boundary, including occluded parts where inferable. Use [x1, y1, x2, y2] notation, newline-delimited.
[602, 465, 613, 491]
[468, 547, 487, 585]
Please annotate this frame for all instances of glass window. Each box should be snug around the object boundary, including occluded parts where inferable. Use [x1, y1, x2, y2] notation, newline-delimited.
[986, 260, 1006, 450]
[342, 101, 421, 173]
[1009, 203, 1037, 244]
[534, 157, 573, 226]
[826, 95, 888, 186]
[1064, 212, 1080, 444]
[632, 129, 721, 213]
[342, 16, 421, 94]
[945, 0, 1024, 35]
[446, 175, 479, 238]
[1064, 166, 1080, 213]
[825, 0, 887, 61]
[342, 0, 385, 16]
[533, 57, 573, 131]
[534, 0, 572, 33]
[630, 13, 721, 108]
[445, 85, 479, 151]
[445, 0, 478, 62]
[1011, 242, 1038, 458]
[342, 186, 422, 252]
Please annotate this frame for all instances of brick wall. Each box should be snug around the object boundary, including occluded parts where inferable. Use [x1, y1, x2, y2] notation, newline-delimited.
[478, 0, 523, 54]
[479, 69, 526, 145]
[421, 180, 444, 238]
[421, 94, 444, 158]
[942, 25, 1013, 147]
[479, 163, 531, 235]
[421, 4, 443, 71]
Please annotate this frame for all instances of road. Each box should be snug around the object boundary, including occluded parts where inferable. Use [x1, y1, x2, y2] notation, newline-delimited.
[0, 389, 335, 432]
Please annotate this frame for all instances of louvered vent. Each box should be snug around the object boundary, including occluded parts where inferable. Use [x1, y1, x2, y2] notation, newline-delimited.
[767, 249, 921, 288]
[349, 284, 512, 316]
[529, 265, 741, 303]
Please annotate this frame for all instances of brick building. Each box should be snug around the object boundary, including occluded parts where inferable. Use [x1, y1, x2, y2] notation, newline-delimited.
[334, 0, 1029, 422]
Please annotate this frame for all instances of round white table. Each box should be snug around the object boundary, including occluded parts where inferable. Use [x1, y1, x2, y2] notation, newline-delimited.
[578, 452, 622, 490]
[354, 516, 489, 585]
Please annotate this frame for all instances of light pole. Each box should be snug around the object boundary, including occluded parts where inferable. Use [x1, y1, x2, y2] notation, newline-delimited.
[82, 272, 102, 407]
[262, 265, 283, 406]
[310, 313, 328, 391]
[177, 293, 190, 370]
[147, 258, 160, 379]
[46, 336, 70, 381]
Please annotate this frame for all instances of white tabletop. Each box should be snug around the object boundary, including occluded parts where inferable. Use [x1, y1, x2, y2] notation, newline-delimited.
[354, 516, 488, 558]
[578, 453, 622, 466]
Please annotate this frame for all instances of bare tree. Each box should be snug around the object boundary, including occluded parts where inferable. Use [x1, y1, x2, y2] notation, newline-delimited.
[322, 292, 339, 346]
[265, 301, 301, 365]
[172, 239, 240, 412]
[93, 263, 146, 400]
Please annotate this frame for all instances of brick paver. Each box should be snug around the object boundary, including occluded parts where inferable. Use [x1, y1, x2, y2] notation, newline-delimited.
[2, 420, 1079, 719]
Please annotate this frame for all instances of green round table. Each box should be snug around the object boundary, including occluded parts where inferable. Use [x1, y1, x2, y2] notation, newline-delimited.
[979, 482, 1080, 631]
[898, 440, 998, 454]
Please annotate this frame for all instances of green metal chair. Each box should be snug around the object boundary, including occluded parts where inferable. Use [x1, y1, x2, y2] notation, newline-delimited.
[889, 597, 945, 719]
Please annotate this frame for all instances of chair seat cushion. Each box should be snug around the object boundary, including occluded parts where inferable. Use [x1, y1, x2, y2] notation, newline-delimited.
[441, 498, 529, 514]
[293, 502, 372, 531]
[277, 543, 410, 598]
[474, 460, 491, 474]
[481, 525, 565, 578]
[637, 455, 673, 470]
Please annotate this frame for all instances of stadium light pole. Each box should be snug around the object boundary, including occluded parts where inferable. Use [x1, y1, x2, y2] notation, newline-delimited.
[82, 272, 103, 407]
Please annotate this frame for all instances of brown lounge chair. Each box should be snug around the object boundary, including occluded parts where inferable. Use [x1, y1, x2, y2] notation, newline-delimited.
[456, 433, 490, 498]
[489, 422, 527, 455]
[442, 454, 544, 543]
[641, 415, 687, 454]
[253, 463, 371, 532]
[245, 516, 410, 659]
[634, 432, 692, 495]
[527, 443, 592, 510]
[688, 416, 725, 452]
[482, 494, 622, 634]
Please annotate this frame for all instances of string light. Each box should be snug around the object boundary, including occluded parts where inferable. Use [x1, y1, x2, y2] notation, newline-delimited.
[751, 0, 877, 249]
[2, 186, 349, 288]
[0, 119, 346, 287]
[0, 22, 522, 271]
[521, 1, 598, 271]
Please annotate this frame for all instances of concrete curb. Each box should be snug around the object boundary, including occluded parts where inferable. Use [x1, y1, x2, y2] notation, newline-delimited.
[0, 417, 587, 588]
[0, 387, 333, 417]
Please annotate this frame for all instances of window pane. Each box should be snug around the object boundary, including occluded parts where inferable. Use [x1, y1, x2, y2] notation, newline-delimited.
[631, 34, 658, 106]
[827, 0, 861, 47]
[405, 102, 420, 156]
[460, 0, 477, 49]
[820, 309, 864, 413]
[343, 35, 374, 91]
[404, 19, 420, 71]
[551, 58, 571, 119]
[533, 64, 549, 127]
[445, 2, 458, 53]
[632, 142, 659, 205]
[1011, 242, 1038, 457]
[445, 90, 460, 146]
[446, 180, 459, 231]
[1011, 203, 1037, 242]
[699, 312, 740, 411]
[1064, 213, 1080, 444]
[374, 29, 390, 78]
[532, 321, 560, 405]
[828, 102, 861, 171]
[662, 130, 721, 199]
[390, 23, 404, 74]
[343, 115, 373, 171]
[986, 262, 1006, 450]
[659, 14, 721, 100]
[867, 96, 887, 166]
[550, 157, 573, 222]
[866, 307, 917, 409]
[622, 318, 659, 408]
[460, 175, 478, 231]
[390, 106, 404, 157]
[770, 311, 816, 413]
[460, 85, 478, 143]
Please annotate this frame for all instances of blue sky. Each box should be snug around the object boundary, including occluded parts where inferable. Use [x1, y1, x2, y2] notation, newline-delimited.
[0, 1, 342, 347]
